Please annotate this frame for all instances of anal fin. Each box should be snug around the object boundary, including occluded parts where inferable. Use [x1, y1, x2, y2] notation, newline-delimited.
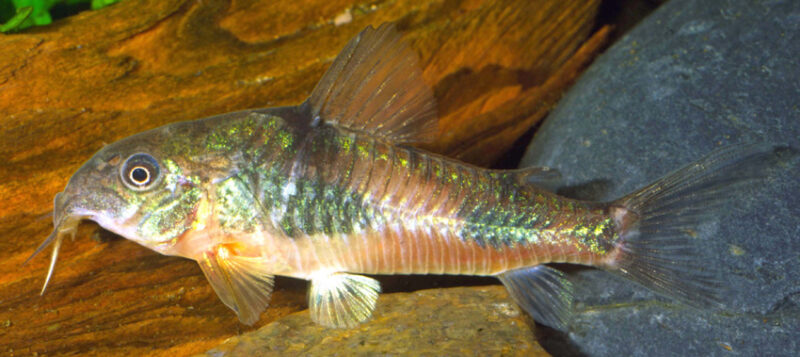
[309, 272, 381, 328]
[497, 265, 574, 331]
[198, 245, 275, 325]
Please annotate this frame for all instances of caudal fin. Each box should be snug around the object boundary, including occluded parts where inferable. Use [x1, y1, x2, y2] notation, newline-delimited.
[606, 143, 796, 307]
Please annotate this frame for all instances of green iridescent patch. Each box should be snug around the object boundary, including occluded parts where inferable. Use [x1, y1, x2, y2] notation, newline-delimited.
[275, 178, 374, 238]
[137, 186, 202, 243]
[216, 175, 260, 232]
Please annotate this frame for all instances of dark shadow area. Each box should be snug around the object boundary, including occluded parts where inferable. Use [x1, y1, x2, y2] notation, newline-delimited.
[50, 1, 92, 22]
[0, 1, 14, 24]
[493, 124, 540, 170]
[274, 275, 307, 292]
[596, 0, 666, 39]
[378, 274, 499, 293]
[556, 178, 615, 202]
[535, 324, 588, 357]
[90, 224, 121, 243]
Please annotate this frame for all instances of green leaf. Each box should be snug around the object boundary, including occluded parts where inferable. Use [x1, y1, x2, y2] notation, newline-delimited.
[0, 6, 34, 33]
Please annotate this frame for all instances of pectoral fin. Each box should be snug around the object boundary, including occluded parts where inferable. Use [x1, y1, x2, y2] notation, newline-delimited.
[497, 265, 574, 331]
[198, 245, 275, 325]
[309, 272, 381, 328]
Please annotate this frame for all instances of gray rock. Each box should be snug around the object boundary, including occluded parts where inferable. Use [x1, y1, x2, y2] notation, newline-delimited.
[521, 0, 800, 355]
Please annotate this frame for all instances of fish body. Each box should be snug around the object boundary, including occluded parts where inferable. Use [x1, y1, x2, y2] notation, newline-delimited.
[34, 23, 794, 330]
[128, 105, 612, 276]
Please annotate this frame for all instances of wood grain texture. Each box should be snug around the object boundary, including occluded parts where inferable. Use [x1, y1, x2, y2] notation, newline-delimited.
[205, 286, 549, 356]
[0, 0, 608, 355]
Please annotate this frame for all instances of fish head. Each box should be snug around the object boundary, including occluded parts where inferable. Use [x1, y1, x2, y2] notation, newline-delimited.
[33, 127, 209, 293]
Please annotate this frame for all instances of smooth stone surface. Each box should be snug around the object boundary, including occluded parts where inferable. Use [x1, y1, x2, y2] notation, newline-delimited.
[202, 286, 549, 356]
[521, 0, 800, 355]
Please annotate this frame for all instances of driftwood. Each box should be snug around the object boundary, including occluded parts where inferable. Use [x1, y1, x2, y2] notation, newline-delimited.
[0, 0, 610, 354]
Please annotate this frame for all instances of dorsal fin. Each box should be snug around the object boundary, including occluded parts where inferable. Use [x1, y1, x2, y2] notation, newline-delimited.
[308, 23, 438, 144]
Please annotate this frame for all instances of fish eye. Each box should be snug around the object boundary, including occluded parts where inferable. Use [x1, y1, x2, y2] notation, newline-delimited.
[121, 153, 161, 190]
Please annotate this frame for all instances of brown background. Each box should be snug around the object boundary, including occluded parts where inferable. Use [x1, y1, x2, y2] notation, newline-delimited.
[0, 0, 640, 354]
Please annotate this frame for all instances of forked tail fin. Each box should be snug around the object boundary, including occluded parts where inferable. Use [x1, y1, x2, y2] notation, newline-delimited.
[606, 143, 796, 307]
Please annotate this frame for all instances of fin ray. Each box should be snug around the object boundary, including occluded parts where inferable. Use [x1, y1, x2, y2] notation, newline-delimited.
[198, 246, 275, 325]
[497, 265, 574, 331]
[309, 272, 380, 328]
[308, 23, 438, 144]
[608, 143, 797, 307]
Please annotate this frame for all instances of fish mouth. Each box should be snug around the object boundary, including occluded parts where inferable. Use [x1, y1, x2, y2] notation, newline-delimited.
[25, 192, 85, 295]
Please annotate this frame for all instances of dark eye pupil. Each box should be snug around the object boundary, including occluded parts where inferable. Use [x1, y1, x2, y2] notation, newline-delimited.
[131, 167, 149, 184]
[121, 153, 160, 190]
